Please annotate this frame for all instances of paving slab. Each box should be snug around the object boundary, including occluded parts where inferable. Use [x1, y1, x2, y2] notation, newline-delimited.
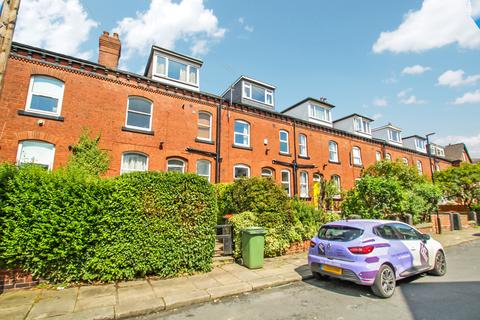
[206, 282, 252, 300]
[116, 280, 148, 288]
[47, 306, 114, 320]
[115, 297, 165, 320]
[74, 294, 116, 312]
[150, 278, 196, 298]
[0, 304, 33, 320]
[163, 289, 210, 310]
[248, 275, 290, 290]
[189, 274, 223, 290]
[209, 272, 243, 286]
[0, 289, 41, 308]
[117, 283, 155, 304]
[27, 288, 78, 320]
[78, 284, 115, 300]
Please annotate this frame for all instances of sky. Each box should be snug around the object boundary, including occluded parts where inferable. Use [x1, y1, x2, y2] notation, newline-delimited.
[12, 0, 480, 157]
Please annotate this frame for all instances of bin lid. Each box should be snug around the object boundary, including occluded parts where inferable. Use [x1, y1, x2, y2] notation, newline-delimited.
[243, 227, 267, 235]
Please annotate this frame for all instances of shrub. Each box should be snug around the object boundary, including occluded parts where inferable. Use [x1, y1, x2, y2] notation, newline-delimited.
[66, 130, 110, 176]
[214, 183, 234, 223]
[0, 168, 217, 282]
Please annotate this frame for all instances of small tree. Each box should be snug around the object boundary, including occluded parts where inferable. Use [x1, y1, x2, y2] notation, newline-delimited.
[67, 130, 110, 176]
[435, 163, 480, 210]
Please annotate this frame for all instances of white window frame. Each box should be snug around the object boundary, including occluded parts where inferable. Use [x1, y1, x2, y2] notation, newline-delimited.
[196, 159, 211, 182]
[279, 130, 289, 154]
[233, 120, 250, 147]
[153, 54, 199, 86]
[331, 175, 341, 198]
[120, 152, 149, 174]
[298, 134, 308, 157]
[352, 147, 362, 166]
[375, 151, 382, 162]
[299, 171, 309, 198]
[197, 111, 212, 141]
[308, 104, 331, 122]
[242, 81, 274, 106]
[281, 170, 291, 197]
[16, 140, 55, 171]
[233, 164, 250, 179]
[417, 160, 423, 174]
[125, 96, 153, 131]
[415, 138, 426, 152]
[329, 141, 339, 162]
[402, 157, 408, 165]
[261, 167, 274, 178]
[437, 148, 445, 157]
[386, 153, 392, 161]
[25, 75, 65, 116]
[167, 158, 186, 173]
[353, 117, 371, 134]
[388, 129, 401, 143]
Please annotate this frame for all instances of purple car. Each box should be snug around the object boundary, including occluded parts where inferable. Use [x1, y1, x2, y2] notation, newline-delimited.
[308, 220, 447, 298]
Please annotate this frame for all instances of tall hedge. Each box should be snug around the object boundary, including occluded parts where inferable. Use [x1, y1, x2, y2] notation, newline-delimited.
[0, 166, 217, 282]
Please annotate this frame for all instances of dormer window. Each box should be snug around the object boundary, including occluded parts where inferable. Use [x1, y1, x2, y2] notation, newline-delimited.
[353, 117, 371, 134]
[388, 129, 401, 143]
[415, 138, 426, 151]
[309, 104, 331, 122]
[152, 53, 200, 87]
[243, 82, 273, 106]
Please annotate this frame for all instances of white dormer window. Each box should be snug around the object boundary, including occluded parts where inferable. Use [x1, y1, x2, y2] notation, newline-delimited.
[437, 148, 445, 157]
[242, 82, 273, 106]
[415, 138, 426, 151]
[353, 117, 371, 134]
[154, 54, 199, 85]
[388, 129, 401, 143]
[309, 104, 331, 122]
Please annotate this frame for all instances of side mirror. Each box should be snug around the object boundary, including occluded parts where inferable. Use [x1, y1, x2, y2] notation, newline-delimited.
[421, 234, 431, 242]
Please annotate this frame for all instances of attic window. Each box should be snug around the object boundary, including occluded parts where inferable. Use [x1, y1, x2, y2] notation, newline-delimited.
[154, 54, 199, 85]
[388, 129, 401, 143]
[309, 104, 331, 122]
[353, 117, 371, 134]
[415, 138, 426, 151]
[243, 82, 273, 106]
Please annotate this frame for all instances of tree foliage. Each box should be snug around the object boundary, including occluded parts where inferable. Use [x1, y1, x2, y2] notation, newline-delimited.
[67, 130, 110, 176]
[435, 163, 480, 209]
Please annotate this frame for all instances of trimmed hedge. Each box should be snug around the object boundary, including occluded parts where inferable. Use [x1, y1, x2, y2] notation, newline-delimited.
[0, 165, 217, 282]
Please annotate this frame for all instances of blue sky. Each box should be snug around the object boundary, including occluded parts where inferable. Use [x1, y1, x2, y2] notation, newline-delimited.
[12, 0, 480, 157]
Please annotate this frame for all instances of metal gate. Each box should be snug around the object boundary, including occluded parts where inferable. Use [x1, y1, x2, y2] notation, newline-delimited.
[452, 212, 461, 230]
[215, 224, 233, 256]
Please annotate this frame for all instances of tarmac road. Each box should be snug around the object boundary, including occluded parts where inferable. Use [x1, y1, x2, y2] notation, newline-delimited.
[135, 240, 480, 320]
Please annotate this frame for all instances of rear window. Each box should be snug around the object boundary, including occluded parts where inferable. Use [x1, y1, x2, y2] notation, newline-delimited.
[318, 225, 364, 242]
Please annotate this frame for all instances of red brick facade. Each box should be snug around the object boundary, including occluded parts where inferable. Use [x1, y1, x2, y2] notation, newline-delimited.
[0, 43, 453, 196]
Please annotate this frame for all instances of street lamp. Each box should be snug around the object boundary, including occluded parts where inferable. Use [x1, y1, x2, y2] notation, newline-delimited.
[425, 132, 441, 234]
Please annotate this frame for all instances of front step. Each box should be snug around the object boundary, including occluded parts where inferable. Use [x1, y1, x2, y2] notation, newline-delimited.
[212, 255, 234, 267]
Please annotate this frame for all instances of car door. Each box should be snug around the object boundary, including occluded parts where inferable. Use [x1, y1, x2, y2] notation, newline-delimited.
[392, 223, 429, 272]
[374, 223, 412, 277]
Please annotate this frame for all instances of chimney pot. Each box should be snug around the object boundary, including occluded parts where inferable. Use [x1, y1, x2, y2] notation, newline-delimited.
[98, 31, 121, 69]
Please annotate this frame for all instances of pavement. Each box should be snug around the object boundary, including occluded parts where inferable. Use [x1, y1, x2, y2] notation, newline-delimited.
[1, 228, 479, 320]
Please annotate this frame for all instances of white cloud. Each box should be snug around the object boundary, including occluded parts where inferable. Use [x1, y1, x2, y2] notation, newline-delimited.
[373, 0, 480, 53]
[397, 89, 427, 104]
[372, 97, 388, 107]
[453, 89, 480, 104]
[113, 0, 226, 60]
[397, 89, 411, 98]
[244, 25, 254, 33]
[383, 76, 397, 84]
[238, 16, 254, 33]
[14, 0, 98, 59]
[401, 65, 431, 75]
[437, 70, 480, 87]
[371, 113, 383, 120]
[435, 133, 480, 157]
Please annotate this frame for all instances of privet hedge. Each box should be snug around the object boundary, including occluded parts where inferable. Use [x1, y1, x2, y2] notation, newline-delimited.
[0, 165, 217, 282]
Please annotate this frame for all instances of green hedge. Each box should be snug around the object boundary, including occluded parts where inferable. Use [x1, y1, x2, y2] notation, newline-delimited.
[0, 165, 217, 282]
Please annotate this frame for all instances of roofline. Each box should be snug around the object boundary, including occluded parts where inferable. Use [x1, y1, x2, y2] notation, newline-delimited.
[403, 135, 426, 140]
[372, 123, 402, 132]
[221, 75, 276, 97]
[10, 42, 454, 164]
[144, 45, 203, 77]
[281, 97, 336, 114]
[445, 143, 473, 163]
[332, 113, 374, 123]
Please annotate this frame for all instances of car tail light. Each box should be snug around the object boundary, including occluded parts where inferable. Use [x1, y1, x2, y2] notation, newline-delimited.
[309, 240, 316, 248]
[348, 245, 374, 254]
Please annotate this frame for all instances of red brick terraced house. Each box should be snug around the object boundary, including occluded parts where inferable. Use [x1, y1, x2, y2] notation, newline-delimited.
[0, 32, 465, 199]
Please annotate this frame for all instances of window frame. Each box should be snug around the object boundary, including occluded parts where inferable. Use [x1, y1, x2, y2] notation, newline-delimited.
[388, 129, 401, 143]
[16, 140, 55, 171]
[197, 111, 212, 141]
[233, 164, 250, 179]
[298, 133, 308, 157]
[153, 53, 199, 86]
[242, 81, 274, 106]
[196, 159, 211, 182]
[279, 130, 289, 154]
[415, 138, 426, 151]
[281, 169, 291, 197]
[125, 96, 153, 131]
[402, 157, 409, 165]
[329, 141, 339, 162]
[299, 171, 309, 198]
[352, 146, 362, 166]
[233, 120, 250, 147]
[167, 158, 186, 173]
[25, 75, 65, 116]
[120, 152, 149, 175]
[353, 117, 371, 134]
[417, 160, 423, 174]
[261, 167, 274, 178]
[385, 153, 392, 161]
[308, 104, 331, 122]
[331, 175, 341, 197]
[375, 151, 382, 162]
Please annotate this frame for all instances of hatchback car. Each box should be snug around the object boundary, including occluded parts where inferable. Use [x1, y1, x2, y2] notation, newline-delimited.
[308, 220, 447, 298]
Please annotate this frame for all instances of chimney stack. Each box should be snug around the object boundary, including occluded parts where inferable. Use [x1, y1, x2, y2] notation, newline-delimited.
[98, 31, 121, 69]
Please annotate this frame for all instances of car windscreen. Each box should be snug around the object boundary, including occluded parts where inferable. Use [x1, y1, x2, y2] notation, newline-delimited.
[318, 225, 364, 242]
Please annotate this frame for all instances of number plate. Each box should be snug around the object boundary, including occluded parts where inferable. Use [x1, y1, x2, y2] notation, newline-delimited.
[322, 264, 342, 275]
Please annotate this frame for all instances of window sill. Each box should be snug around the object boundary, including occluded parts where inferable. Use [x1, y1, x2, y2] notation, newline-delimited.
[328, 160, 341, 165]
[17, 109, 64, 121]
[121, 126, 155, 136]
[195, 138, 215, 145]
[279, 152, 292, 157]
[353, 164, 364, 168]
[232, 144, 252, 151]
[298, 155, 310, 160]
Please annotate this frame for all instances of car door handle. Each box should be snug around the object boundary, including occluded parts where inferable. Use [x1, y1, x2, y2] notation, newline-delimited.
[410, 248, 417, 251]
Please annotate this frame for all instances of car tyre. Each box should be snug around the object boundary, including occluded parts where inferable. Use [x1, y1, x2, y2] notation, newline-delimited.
[428, 250, 447, 276]
[371, 264, 396, 298]
[313, 271, 328, 280]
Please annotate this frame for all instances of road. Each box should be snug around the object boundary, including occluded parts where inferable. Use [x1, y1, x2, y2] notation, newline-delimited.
[135, 240, 480, 320]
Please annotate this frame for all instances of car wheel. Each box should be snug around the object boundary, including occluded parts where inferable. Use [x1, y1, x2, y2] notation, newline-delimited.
[371, 264, 396, 298]
[313, 271, 328, 280]
[428, 250, 447, 276]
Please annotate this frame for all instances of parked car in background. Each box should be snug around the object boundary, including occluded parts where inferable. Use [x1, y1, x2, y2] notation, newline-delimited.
[308, 220, 447, 298]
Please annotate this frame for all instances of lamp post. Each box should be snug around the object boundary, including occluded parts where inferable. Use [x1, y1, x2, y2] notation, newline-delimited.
[426, 132, 441, 234]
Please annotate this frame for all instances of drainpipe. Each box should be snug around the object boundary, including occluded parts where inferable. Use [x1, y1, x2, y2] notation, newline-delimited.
[292, 120, 298, 196]
[215, 99, 222, 183]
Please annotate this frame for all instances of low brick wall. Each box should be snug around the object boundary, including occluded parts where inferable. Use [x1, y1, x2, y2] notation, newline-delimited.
[415, 222, 435, 234]
[285, 240, 310, 254]
[0, 269, 39, 292]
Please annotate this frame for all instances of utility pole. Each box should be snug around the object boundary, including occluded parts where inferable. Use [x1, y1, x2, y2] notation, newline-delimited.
[0, 0, 21, 94]
[426, 132, 441, 234]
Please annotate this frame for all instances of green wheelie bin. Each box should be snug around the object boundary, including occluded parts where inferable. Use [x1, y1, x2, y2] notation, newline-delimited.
[241, 227, 267, 269]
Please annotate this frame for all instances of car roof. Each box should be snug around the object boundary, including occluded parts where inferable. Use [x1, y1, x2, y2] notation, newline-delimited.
[324, 219, 401, 229]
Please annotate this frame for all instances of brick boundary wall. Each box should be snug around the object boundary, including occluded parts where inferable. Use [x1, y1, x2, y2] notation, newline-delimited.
[0, 269, 39, 293]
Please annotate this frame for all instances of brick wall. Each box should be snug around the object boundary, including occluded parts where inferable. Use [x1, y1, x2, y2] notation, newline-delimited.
[0, 269, 39, 292]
